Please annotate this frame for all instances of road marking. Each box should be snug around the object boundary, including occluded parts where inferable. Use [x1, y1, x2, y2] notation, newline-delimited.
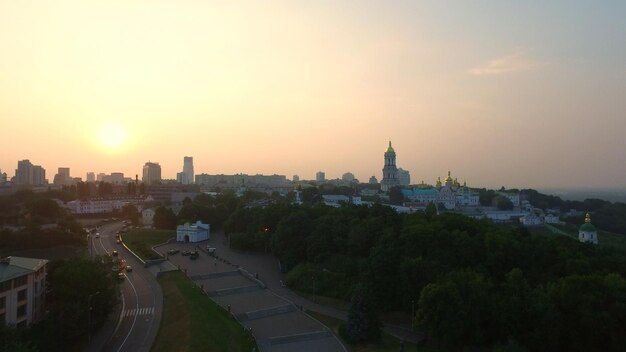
[98, 236, 109, 256]
[122, 307, 154, 317]
[117, 273, 139, 352]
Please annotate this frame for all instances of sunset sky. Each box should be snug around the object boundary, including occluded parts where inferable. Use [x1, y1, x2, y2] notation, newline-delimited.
[1, 1, 624, 188]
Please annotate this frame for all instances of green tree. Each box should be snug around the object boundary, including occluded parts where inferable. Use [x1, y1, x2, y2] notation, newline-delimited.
[154, 206, 177, 229]
[120, 204, 140, 225]
[344, 283, 381, 343]
[425, 202, 437, 219]
[417, 269, 494, 349]
[389, 186, 404, 205]
[36, 257, 119, 351]
[495, 196, 514, 210]
[271, 210, 311, 270]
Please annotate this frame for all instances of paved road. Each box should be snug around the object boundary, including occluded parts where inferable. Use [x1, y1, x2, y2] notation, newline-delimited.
[87, 222, 163, 352]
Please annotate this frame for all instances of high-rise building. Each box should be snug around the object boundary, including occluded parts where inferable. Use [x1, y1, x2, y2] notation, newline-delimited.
[177, 157, 194, 184]
[369, 176, 378, 184]
[292, 175, 300, 182]
[105, 172, 125, 184]
[14, 160, 46, 186]
[183, 157, 194, 185]
[97, 173, 105, 182]
[86, 172, 95, 182]
[380, 141, 399, 192]
[316, 171, 326, 183]
[397, 168, 411, 186]
[31, 166, 45, 186]
[0, 169, 7, 182]
[142, 162, 161, 185]
[53, 167, 71, 185]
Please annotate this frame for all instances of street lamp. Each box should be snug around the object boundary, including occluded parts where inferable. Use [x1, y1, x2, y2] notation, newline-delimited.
[411, 299, 415, 332]
[87, 291, 100, 344]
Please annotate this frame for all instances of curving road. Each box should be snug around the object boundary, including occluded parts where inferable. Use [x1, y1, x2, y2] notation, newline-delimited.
[89, 222, 162, 352]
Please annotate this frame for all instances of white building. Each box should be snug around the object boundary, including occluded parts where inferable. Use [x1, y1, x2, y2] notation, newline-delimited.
[456, 187, 480, 207]
[483, 210, 527, 222]
[397, 168, 410, 186]
[176, 221, 210, 243]
[579, 213, 598, 244]
[142, 208, 155, 226]
[401, 173, 479, 210]
[544, 214, 560, 224]
[322, 195, 349, 207]
[0, 257, 48, 327]
[520, 212, 542, 226]
[322, 195, 364, 207]
[65, 197, 148, 214]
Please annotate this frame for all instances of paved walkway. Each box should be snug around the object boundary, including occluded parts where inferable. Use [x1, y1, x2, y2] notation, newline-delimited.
[163, 230, 422, 345]
[212, 231, 422, 343]
[156, 240, 346, 352]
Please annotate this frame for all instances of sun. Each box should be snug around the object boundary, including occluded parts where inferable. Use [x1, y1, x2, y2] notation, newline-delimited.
[97, 122, 128, 152]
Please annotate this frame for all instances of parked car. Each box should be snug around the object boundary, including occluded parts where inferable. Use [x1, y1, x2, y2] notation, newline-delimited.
[117, 272, 125, 280]
[189, 251, 199, 260]
[168, 249, 180, 255]
[207, 247, 216, 254]
[125, 265, 132, 272]
[116, 239, 122, 244]
[112, 250, 118, 256]
[95, 233, 100, 238]
[181, 250, 191, 256]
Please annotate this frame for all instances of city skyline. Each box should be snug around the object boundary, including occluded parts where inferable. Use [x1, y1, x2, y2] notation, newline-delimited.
[1, 1, 625, 189]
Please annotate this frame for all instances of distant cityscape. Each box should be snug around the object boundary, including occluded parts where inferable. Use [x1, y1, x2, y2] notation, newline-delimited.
[0, 141, 600, 246]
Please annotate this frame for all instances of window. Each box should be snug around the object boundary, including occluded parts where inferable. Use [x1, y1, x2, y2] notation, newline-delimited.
[14, 275, 27, 287]
[0, 296, 5, 310]
[0, 281, 10, 293]
[17, 304, 27, 318]
[18, 289, 27, 301]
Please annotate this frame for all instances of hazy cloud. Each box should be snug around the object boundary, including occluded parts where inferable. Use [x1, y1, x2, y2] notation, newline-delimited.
[469, 49, 540, 76]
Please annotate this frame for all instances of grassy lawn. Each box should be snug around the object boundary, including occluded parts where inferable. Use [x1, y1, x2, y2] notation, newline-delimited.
[307, 310, 434, 352]
[294, 289, 350, 311]
[152, 271, 257, 352]
[122, 229, 174, 260]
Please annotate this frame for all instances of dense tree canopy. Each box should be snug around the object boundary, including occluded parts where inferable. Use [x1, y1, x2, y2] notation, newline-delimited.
[219, 194, 626, 351]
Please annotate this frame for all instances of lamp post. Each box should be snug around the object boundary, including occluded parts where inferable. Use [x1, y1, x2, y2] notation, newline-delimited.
[88, 291, 100, 344]
[87, 233, 91, 257]
[411, 299, 415, 332]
